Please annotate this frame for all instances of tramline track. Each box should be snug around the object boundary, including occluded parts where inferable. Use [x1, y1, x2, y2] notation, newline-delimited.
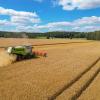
[48, 57, 100, 100]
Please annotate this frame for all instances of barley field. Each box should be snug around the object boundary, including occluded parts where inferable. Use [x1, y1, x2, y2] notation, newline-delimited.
[0, 38, 100, 100]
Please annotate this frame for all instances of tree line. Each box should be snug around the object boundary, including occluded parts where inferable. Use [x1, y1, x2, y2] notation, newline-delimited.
[0, 31, 100, 40]
[86, 31, 100, 40]
[0, 31, 86, 39]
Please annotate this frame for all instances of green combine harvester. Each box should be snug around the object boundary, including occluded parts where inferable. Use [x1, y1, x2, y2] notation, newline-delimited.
[6, 45, 47, 61]
[6, 46, 36, 61]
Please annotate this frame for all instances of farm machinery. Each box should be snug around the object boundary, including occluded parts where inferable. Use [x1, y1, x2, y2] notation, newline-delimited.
[6, 45, 47, 61]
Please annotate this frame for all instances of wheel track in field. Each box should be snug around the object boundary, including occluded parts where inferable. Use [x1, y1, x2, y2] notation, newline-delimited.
[71, 67, 100, 100]
[48, 57, 100, 100]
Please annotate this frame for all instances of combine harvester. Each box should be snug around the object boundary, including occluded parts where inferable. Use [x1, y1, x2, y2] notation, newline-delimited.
[6, 45, 47, 61]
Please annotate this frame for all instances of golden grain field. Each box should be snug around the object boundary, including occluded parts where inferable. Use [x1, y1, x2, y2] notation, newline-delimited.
[0, 38, 100, 100]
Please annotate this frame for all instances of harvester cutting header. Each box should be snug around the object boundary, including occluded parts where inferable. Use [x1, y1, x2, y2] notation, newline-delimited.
[6, 45, 47, 61]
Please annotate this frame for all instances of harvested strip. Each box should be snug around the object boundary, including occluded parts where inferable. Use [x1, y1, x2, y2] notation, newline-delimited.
[56, 59, 100, 100]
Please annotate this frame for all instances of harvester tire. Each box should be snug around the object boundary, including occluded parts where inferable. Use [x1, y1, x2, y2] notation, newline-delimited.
[17, 55, 23, 61]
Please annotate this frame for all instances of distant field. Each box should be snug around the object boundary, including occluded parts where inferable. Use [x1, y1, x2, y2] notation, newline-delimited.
[0, 38, 89, 47]
[0, 38, 100, 100]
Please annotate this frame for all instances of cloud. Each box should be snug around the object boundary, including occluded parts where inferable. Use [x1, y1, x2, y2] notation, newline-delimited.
[33, 16, 100, 29]
[0, 7, 100, 33]
[0, 7, 38, 17]
[35, 22, 71, 29]
[0, 20, 9, 25]
[55, 0, 100, 10]
[83, 26, 100, 31]
[73, 16, 100, 26]
[0, 20, 16, 26]
[73, 26, 100, 32]
[0, 7, 41, 26]
[14, 16, 100, 32]
[33, 16, 100, 32]
[11, 16, 40, 26]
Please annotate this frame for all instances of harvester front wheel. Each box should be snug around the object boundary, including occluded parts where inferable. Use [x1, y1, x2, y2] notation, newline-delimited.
[16, 55, 23, 61]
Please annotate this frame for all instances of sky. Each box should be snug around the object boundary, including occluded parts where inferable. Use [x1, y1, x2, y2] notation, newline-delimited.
[0, 0, 100, 32]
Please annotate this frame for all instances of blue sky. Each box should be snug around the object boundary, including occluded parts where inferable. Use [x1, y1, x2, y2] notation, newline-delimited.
[0, 0, 100, 32]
